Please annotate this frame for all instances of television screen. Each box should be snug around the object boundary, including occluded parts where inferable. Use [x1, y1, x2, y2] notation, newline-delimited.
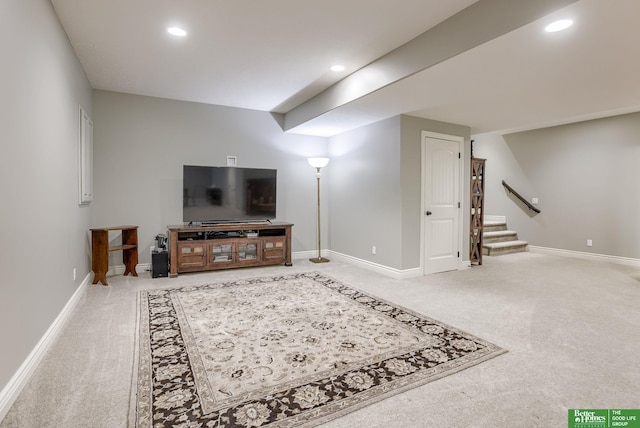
[183, 165, 277, 223]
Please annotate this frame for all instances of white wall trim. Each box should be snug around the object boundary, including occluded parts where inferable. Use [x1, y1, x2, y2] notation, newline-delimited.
[295, 250, 469, 278]
[529, 246, 640, 267]
[459, 259, 472, 270]
[292, 250, 324, 260]
[0, 274, 90, 422]
[111, 263, 151, 276]
[294, 249, 421, 279]
[328, 251, 423, 279]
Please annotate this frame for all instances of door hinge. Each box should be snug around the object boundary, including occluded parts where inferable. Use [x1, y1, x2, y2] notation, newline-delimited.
[458, 202, 461, 208]
[458, 152, 461, 159]
[457, 251, 460, 257]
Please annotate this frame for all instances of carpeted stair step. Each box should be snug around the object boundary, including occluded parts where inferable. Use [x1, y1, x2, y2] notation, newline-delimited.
[483, 230, 519, 244]
[483, 240, 528, 256]
[483, 221, 507, 232]
[482, 217, 528, 256]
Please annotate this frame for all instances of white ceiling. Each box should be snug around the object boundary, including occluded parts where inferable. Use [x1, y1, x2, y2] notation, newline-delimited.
[51, 0, 640, 137]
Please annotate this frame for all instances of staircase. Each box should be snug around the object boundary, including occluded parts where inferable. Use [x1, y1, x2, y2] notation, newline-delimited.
[483, 220, 528, 256]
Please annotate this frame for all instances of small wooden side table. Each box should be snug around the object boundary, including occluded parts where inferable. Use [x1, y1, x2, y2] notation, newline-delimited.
[91, 226, 138, 285]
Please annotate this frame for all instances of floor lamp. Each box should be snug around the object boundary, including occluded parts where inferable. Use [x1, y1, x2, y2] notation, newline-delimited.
[308, 157, 330, 263]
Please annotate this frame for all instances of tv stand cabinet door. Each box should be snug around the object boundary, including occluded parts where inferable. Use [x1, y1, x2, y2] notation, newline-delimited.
[208, 239, 237, 268]
[261, 236, 286, 263]
[177, 241, 207, 271]
[236, 240, 260, 265]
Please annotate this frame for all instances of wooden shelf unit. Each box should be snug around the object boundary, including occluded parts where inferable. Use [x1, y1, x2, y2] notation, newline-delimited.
[470, 158, 485, 265]
[91, 226, 138, 285]
[167, 222, 293, 277]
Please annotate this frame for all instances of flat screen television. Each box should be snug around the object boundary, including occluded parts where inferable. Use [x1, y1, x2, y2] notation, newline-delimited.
[183, 165, 277, 224]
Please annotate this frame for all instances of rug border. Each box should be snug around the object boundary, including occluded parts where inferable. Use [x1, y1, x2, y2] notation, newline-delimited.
[306, 272, 504, 351]
[128, 289, 141, 427]
[271, 272, 508, 426]
[131, 271, 508, 427]
[296, 342, 507, 427]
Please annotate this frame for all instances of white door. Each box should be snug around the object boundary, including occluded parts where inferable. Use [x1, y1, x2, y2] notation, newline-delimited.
[422, 133, 462, 274]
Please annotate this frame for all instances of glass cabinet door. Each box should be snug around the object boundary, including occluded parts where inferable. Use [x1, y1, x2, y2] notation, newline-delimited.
[209, 241, 235, 264]
[237, 241, 259, 262]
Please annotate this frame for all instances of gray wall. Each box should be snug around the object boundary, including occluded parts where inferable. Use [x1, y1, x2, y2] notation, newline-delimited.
[92, 91, 329, 263]
[0, 1, 93, 392]
[328, 117, 403, 268]
[474, 111, 640, 258]
[327, 115, 470, 270]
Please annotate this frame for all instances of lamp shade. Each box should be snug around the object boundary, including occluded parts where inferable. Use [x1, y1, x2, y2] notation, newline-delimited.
[307, 157, 330, 169]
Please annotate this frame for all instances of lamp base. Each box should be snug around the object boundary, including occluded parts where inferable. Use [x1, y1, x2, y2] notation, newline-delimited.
[309, 257, 330, 264]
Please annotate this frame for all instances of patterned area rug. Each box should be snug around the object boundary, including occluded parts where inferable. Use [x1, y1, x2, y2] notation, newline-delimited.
[132, 272, 505, 427]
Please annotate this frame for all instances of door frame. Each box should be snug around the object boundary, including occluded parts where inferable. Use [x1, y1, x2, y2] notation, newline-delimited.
[420, 130, 465, 275]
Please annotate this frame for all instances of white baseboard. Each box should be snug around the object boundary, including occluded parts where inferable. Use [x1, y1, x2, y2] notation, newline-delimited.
[110, 263, 151, 276]
[294, 249, 419, 278]
[327, 251, 423, 279]
[529, 246, 640, 267]
[294, 250, 469, 279]
[292, 250, 326, 260]
[459, 260, 472, 269]
[0, 274, 90, 422]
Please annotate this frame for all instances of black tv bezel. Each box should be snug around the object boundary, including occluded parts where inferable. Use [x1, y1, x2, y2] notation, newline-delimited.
[182, 165, 277, 224]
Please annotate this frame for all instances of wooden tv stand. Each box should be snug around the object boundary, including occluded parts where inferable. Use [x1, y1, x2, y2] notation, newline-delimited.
[167, 222, 293, 277]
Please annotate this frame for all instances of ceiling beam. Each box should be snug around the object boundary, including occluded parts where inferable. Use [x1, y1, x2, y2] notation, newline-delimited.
[283, 0, 578, 134]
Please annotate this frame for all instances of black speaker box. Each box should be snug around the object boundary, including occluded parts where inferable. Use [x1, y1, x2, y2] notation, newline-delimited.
[152, 250, 169, 278]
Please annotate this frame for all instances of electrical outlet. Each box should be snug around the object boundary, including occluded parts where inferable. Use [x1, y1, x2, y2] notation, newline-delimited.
[587, 239, 593, 247]
[372, 246, 377, 255]
[532, 197, 539, 204]
[73, 268, 77, 281]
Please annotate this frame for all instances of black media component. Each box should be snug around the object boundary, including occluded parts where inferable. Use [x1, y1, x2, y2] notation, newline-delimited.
[152, 250, 169, 278]
[155, 234, 167, 250]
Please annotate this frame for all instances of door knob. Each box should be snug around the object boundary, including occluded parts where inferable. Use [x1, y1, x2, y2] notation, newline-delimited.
[426, 211, 432, 216]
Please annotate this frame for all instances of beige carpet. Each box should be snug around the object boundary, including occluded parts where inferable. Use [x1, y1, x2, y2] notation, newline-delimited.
[2, 253, 640, 427]
[132, 272, 504, 427]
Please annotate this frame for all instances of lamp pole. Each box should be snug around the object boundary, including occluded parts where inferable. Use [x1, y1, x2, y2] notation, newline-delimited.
[308, 158, 329, 263]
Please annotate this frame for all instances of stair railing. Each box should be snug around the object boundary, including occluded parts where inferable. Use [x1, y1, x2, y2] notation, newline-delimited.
[501, 180, 541, 214]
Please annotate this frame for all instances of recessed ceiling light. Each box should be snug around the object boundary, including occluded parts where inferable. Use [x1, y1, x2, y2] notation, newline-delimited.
[330, 64, 345, 72]
[545, 19, 573, 33]
[167, 26, 187, 37]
